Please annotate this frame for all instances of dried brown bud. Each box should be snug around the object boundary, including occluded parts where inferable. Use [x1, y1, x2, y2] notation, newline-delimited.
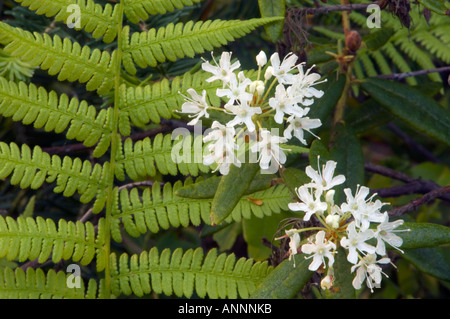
[345, 30, 361, 54]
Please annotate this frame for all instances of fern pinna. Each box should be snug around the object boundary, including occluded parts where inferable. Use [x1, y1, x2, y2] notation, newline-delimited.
[0, 0, 284, 299]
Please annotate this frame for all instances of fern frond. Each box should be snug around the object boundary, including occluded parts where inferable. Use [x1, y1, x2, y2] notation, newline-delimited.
[414, 30, 450, 64]
[119, 72, 224, 134]
[123, 0, 204, 24]
[118, 69, 258, 134]
[382, 42, 417, 86]
[394, 36, 441, 83]
[0, 216, 106, 271]
[111, 179, 292, 241]
[0, 22, 116, 94]
[110, 247, 273, 298]
[0, 77, 113, 157]
[0, 267, 103, 299]
[121, 17, 283, 74]
[0, 142, 109, 214]
[13, 0, 121, 43]
[115, 134, 211, 181]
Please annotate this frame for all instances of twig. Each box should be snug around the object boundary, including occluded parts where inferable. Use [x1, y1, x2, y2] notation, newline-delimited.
[389, 186, 450, 217]
[365, 162, 414, 183]
[293, 3, 374, 15]
[373, 181, 450, 202]
[365, 162, 450, 202]
[375, 66, 450, 81]
[387, 123, 440, 163]
[118, 180, 155, 191]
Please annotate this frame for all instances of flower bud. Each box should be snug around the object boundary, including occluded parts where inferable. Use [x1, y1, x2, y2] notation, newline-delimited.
[321, 275, 333, 290]
[256, 51, 267, 67]
[264, 66, 273, 81]
[321, 268, 334, 290]
[325, 190, 335, 205]
[345, 30, 361, 54]
[256, 80, 265, 97]
[325, 214, 340, 229]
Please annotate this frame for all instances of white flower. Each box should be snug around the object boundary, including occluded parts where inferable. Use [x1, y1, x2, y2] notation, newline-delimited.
[203, 121, 240, 175]
[178, 88, 210, 125]
[256, 50, 267, 67]
[340, 221, 376, 264]
[251, 129, 288, 170]
[351, 254, 390, 292]
[216, 71, 252, 106]
[283, 113, 322, 145]
[374, 212, 407, 255]
[269, 52, 298, 84]
[305, 159, 346, 192]
[288, 186, 327, 221]
[342, 186, 386, 231]
[301, 231, 336, 271]
[286, 229, 301, 266]
[341, 185, 371, 214]
[225, 100, 262, 132]
[268, 84, 305, 124]
[202, 51, 240, 85]
[290, 63, 325, 106]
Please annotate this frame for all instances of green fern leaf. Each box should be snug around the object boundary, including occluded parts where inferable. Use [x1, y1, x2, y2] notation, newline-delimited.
[123, 0, 204, 24]
[14, 0, 121, 43]
[0, 77, 113, 157]
[0, 215, 106, 271]
[0, 267, 104, 299]
[110, 247, 272, 298]
[121, 17, 283, 74]
[0, 142, 110, 213]
[115, 133, 211, 181]
[111, 178, 292, 241]
[0, 22, 116, 94]
[118, 69, 258, 134]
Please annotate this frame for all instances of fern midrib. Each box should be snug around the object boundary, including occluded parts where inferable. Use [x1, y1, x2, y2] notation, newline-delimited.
[112, 266, 269, 285]
[0, 154, 109, 191]
[119, 82, 221, 114]
[23, 0, 118, 29]
[113, 190, 290, 220]
[0, 23, 115, 79]
[0, 285, 82, 298]
[124, 18, 277, 53]
[102, 0, 125, 299]
[0, 231, 104, 250]
[0, 89, 112, 135]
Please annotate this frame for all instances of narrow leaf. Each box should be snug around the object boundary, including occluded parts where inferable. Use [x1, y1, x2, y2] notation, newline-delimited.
[325, 247, 357, 299]
[250, 254, 313, 298]
[258, 0, 285, 42]
[402, 247, 450, 281]
[417, 0, 448, 14]
[397, 222, 450, 249]
[361, 78, 450, 146]
[330, 123, 365, 204]
[210, 163, 260, 225]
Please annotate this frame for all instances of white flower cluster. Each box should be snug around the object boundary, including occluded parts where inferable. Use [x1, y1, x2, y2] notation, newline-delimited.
[178, 51, 325, 175]
[284, 158, 409, 293]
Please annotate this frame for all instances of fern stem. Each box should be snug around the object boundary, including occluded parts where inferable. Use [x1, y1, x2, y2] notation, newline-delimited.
[103, 0, 125, 299]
